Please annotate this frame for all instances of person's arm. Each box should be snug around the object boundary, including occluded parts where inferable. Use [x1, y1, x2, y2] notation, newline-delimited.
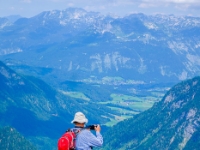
[88, 125, 103, 147]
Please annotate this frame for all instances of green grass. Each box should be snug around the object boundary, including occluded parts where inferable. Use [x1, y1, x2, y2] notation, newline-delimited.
[104, 115, 133, 126]
[98, 93, 161, 126]
[110, 93, 142, 102]
[59, 90, 90, 101]
[129, 101, 154, 111]
[109, 94, 156, 111]
[59, 84, 167, 127]
[107, 106, 139, 115]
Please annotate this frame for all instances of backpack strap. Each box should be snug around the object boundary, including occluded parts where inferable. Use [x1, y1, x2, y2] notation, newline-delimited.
[68, 128, 82, 135]
[71, 127, 93, 149]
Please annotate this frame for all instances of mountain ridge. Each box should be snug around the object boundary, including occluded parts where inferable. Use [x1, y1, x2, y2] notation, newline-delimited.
[0, 60, 119, 149]
[0, 126, 36, 150]
[103, 76, 200, 149]
[0, 8, 200, 87]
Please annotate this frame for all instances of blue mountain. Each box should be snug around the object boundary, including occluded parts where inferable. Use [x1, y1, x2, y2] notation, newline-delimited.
[0, 8, 199, 87]
[103, 76, 200, 149]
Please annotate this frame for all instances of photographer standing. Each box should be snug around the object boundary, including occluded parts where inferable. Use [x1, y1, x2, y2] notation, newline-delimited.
[71, 112, 103, 150]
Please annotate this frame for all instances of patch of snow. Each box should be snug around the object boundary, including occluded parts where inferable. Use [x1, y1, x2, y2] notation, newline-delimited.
[141, 34, 156, 44]
[49, 10, 56, 16]
[168, 41, 188, 54]
[186, 54, 200, 65]
[144, 22, 158, 30]
[101, 23, 112, 34]
[0, 48, 22, 55]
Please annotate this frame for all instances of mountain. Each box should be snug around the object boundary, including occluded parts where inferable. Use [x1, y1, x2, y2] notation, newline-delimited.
[0, 60, 119, 149]
[103, 76, 200, 150]
[0, 17, 12, 29]
[0, 126, 36, 150]
[0, 8, 199, 88]
[0, 7, 200, 149]
[5, 15, 22, 23]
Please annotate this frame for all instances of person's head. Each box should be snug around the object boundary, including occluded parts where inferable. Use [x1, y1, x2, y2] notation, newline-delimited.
[71, 112, 88, 127]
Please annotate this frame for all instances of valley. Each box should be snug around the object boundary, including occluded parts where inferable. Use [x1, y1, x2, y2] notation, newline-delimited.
[0, 7, 200, 150]
[60, 78, 169, 126]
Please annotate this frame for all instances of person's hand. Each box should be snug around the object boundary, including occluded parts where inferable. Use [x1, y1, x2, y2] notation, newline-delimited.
[94, 125, 101, 132]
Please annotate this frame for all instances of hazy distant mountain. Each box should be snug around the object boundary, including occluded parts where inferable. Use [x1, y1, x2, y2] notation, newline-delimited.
[103, 76, 200, 149]
[5, 15, 22, 23]
[0, 17, 12, 29]
[0, 8, 199, 87]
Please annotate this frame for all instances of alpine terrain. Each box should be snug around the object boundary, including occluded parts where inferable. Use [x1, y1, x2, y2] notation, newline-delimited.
[0, 60, 117, 149]
[0, 7, 200, 150]
[0, 8, 200, 87]
[0, 126, 36, 150]
[103, 76, 200, 150]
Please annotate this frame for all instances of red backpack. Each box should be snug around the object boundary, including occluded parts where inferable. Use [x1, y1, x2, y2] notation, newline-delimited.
[57, 129, 79, 150]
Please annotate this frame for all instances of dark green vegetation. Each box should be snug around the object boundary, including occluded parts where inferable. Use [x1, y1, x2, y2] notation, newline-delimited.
[61, 80, 168, 126]
[1, 60, 200, 150]
[0, 61, 119, 149]
[0, 126, 36, 150]
[0, 60, 169, 149]
[103, 76, 200, 150]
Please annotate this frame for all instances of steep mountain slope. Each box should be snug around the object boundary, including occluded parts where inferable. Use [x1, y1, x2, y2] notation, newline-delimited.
[0, 61, 118, 149]
[0, 8, 200, 87]
[0, 126, 36, 150]
[103, 76, 200, 150]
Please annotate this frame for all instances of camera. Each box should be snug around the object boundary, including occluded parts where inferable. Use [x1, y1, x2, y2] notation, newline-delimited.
[86, 124, 98, 130]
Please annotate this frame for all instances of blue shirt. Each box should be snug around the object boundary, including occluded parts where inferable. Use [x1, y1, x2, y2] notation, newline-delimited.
[75, 129, 103, 150]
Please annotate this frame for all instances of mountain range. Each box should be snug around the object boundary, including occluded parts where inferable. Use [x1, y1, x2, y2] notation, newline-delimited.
[0, 8, 200, 88]
[103, 76, 200, 150]
[0, 7, 200, 149]
[0, 60, 117, 149]
[1, 59, 199, 149]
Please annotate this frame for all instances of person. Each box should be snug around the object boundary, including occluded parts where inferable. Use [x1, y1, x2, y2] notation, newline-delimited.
[71, 112, 103, 150]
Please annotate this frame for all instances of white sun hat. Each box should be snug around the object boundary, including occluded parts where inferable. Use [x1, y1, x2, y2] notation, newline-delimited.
[71, 112, 88, 124]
